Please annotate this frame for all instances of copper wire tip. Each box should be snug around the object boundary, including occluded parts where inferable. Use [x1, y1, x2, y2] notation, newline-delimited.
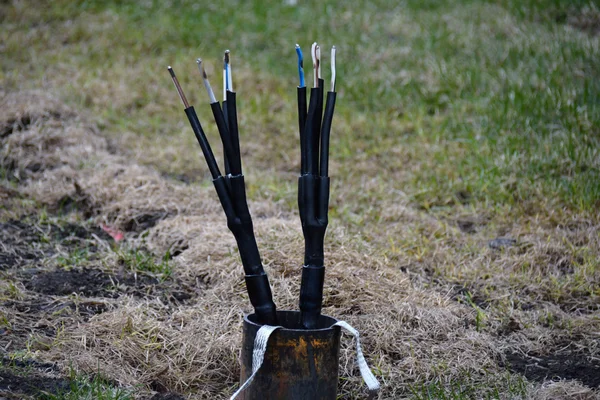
[167, 66, 190, 108]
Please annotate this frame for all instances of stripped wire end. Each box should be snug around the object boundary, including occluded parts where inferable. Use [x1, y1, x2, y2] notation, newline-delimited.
[167, 66, 190, 108]
[331, 46, 336, 92]
[223, 51, 228, 100]
[311, 42, 318, 88]
[224, 49, 233, 92]
[315, 45, 321, 83]
[295, 44, 305, 88]
[197, 59, 217, 104]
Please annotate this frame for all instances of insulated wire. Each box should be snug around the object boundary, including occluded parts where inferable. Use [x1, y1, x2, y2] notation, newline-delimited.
[295, 44, 305, 88]
[225, 49, 233, 92]
[331, 46, 336, 92]
[316, 45, 321, 84]
[197, 59, 217, 104]
[311, 42, 318, 88]
[223, 52, 228, 101]
[168, 66, 190, 108]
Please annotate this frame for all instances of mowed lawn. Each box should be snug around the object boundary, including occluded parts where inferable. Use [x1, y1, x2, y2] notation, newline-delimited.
[1, 0, 599, 399]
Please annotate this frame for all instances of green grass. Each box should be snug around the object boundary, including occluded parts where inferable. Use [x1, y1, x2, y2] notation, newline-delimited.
[40, 369, 133, 400]
[2, 0, 598, 213]
[116, 247, 172, 279]
[408, 373, 528, 399]
[56, 248, 91, 269]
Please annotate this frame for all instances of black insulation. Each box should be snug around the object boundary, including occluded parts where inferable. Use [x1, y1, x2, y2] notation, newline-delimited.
[185, 107, 221, 179]
[297, 86, 307, 174]
[319, 92, 336, 178]
[226, 91, 242, 176]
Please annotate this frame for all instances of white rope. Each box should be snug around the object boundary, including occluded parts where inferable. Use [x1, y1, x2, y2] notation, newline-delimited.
[334, 321, 381, 395]
[230, 320, 380, 399]
[230, 324, 281, 400]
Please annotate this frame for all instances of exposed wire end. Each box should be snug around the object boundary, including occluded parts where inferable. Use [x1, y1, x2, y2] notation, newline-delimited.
[224, 49, 233, 92]
[295, 44, 305, 88]
[197, 59, 217, 104]
[316, 44, 321, 83]
[331, 46, 336, 92]
[167, 66, 190, 108]
[311, 42, 318, 88]
[223, 51, 228, 101]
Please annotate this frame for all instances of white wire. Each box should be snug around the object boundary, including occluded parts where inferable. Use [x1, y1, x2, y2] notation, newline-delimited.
[197, 59, 217, 104]
[316, 45, 321, 84]
[223, 50, 230, 100]
[311, 42, 317, 88]
[223, 62, 227, 101]
[331, 46, 336, 92]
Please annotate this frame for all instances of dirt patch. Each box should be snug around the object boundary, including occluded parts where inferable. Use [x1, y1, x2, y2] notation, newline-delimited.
[122, 211, 173, 233]
[0, 220, 45, 270]
[22, 268, 192, 304]
[505, 350, 600, 388]
[0, 369, 70, 396]
[25, 268, 113, 297]
[0, 218, 112, 270]
[0, 358, 68, 396]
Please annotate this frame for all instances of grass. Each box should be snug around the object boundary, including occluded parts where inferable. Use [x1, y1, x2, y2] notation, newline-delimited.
[408, 373, 528, 400]
[1, 0, 599, 398]
[116, 247, 173, 279]
[40, 368, 133, 400]
[1, 0, 598, 212]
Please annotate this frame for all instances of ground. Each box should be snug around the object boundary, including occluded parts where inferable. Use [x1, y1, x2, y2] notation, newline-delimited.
[1, 0, 599, 399]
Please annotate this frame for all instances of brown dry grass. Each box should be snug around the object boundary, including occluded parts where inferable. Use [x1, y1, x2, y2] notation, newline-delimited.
[1, 90, 599, 399]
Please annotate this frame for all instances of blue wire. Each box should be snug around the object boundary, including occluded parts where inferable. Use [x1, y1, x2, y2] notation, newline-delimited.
[296, 45, 305, 88]
[225, 60, 230, 92]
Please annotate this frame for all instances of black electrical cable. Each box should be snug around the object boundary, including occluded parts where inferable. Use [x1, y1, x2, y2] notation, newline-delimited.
[185, 107, 221, 180]
[303, 87, 319, 176]
[210, 102, 237, 175]
[315, 78, 324, 165]
[298, 173, 327, 329]
[297, 46, 338, 329]
[198, 59, 232, 176]
[168, 67, 221, 179]
[298, 86, 307, 174]
[169, 65, 277, 325]
[226, 90, 242, 176]
[319, 91, 336, 178]
[222, 101, 230, 174]
[298, 83, 327, 329]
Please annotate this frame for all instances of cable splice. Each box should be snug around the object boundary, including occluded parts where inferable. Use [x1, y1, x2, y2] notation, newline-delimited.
[296, 44, 338, 329]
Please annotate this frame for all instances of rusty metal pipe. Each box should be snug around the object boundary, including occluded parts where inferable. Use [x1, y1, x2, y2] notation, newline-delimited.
[240, 311, 341, 400]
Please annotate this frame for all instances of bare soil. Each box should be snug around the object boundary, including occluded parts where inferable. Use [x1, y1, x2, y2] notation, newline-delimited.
[0, 358, 69, 397]
[505, 350, 600, 388]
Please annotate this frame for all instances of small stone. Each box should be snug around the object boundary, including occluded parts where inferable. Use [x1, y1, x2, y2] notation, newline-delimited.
[488, 238, 517, 249]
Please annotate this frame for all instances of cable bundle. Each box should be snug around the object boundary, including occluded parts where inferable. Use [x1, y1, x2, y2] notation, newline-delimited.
[296, 43, 337, 329]
[168, 53, 277, 326]
[168, 44, 336, 329]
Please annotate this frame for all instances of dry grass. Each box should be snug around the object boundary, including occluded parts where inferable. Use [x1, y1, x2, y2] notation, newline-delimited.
[1, 91, 598, 399]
